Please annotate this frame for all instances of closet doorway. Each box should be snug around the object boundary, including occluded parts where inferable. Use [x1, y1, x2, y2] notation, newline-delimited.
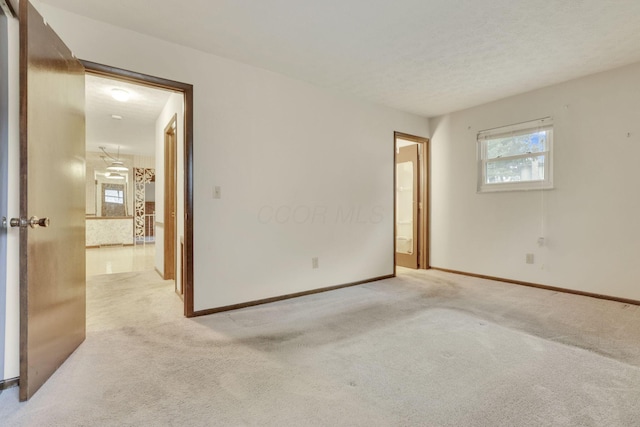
[394, 132, 429, 270]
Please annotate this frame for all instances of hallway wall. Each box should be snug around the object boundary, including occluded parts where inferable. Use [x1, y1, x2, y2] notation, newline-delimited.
[33, 3, 429, 312]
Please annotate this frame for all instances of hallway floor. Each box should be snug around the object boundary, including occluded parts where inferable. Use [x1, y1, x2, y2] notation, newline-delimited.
[86, 244, 155, 276]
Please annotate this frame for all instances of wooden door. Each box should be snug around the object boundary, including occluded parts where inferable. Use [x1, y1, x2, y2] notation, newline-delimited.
[19, 1, 86, 401]
[395, 145, 419, 269]
[164, 116, 176, 280]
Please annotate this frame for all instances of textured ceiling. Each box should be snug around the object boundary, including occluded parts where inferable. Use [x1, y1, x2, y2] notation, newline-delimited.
[85, 74, 173, 156]
[41, 0, 640, 117]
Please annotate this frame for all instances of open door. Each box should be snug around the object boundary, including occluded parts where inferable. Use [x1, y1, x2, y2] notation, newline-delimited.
[17, 1, 86, 401]
[395, 144, 419, 269]
[164, 115, 177, 281]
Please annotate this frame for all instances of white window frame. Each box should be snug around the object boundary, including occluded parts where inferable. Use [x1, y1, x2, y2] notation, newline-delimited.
[104, 188, 124, 205]
[477, 117, 554, 193]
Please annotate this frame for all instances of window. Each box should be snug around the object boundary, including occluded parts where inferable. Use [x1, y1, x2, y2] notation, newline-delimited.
[101, 183, 126, 216]
[477, 117, 553, 192]
[104, 189, 124, 204]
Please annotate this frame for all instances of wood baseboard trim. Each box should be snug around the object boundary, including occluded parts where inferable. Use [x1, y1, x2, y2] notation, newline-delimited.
[431, 267, 640, 306]
[85, 245, 100, 249]
[190, 274, 394, 317]
[0, 377, 19, 391]
[154, 268, 164, 279]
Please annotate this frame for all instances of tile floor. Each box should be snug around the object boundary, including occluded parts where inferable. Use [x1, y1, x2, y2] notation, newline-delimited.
[86, 244, 156, 276]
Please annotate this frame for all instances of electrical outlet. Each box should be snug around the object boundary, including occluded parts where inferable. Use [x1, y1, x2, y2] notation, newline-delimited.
[526, 253, 534, 264]
[312, 257, 319, 269]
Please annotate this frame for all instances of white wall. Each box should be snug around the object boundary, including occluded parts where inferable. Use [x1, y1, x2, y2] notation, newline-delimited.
[430, 62, 640, 301]
[154, 92, 185, 293]
[34, 4, 429, 312]
[2, 11, 20, 381]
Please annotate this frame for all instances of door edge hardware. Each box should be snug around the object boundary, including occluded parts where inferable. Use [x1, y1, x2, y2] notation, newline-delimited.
[9, 216, 50, 229]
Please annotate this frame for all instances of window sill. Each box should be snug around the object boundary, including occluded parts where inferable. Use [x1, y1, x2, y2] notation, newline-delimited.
[478, 182, 554, 193]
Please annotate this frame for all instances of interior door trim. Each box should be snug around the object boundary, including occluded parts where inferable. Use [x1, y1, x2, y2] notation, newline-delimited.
[393, 132, 430, 274]
[80, 60, 195, 317]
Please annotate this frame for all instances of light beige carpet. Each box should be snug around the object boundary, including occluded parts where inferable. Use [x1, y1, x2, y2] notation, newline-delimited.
[1, 268, 639, 426]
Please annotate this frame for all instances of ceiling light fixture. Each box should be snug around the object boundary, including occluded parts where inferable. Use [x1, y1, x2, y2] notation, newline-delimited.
[99, 146, 129, 172]
[111, 88, 130, 102]
[111, 114, 123, 120]
[106, 160, 128, 172]
[106, 172, 125, 180]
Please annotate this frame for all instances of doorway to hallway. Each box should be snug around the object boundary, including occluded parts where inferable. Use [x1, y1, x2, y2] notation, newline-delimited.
[83, 74, 170, 280]
[81, 61, 194, 316]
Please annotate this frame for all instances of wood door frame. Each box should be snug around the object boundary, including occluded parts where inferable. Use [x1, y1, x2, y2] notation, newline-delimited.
[393, 132, 430, 274]
[81, 60, 195, 317]
[163, 114, 177, 282]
